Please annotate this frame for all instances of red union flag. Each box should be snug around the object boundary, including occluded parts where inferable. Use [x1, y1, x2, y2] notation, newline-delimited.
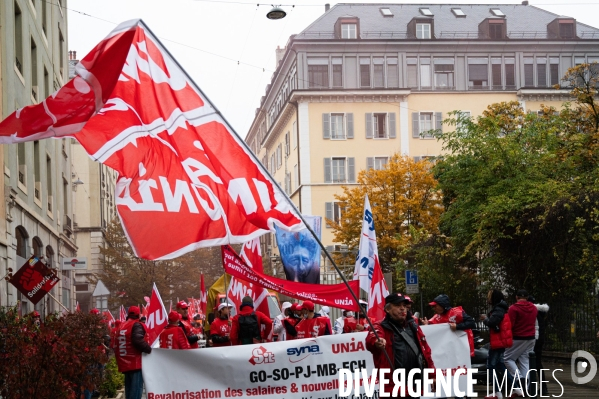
[0, 20, 303, 260]
[145, 283, 168, 346]
[9, 256, 60, 305]
[226, 239, 270, 317]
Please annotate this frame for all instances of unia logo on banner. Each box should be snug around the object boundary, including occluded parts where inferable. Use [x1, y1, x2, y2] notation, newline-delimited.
[249, 346, 275, 365]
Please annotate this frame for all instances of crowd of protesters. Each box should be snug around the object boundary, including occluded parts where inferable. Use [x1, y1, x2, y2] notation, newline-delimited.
[103, 288, 552, 399]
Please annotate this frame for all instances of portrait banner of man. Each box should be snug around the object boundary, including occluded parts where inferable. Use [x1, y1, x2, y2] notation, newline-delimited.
[275, 216, 321, 284]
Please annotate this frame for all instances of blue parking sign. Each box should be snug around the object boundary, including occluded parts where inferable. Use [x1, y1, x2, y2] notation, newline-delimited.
[405, 270, 418, 285]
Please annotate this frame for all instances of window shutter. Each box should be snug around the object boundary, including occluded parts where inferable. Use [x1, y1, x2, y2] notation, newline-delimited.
[323, 113, 330, 139]
[346, 113, 354, 139]
[412, 112, 420, 138]
[324, 158, 332, 183]
[366, 113, 373, 138]
[367, 157, 374, 170]
[435, 112, 442, 133]
[388, 113, 396, 138]
[347, 157, 355, 183]
[325, 202, 333, 228]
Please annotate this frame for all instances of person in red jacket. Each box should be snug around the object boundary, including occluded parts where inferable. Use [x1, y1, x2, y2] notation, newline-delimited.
[230, 296, 273, 345]
[366, 293, 435, 397]
[210, 303, 233, 347]
[114, 306, 152, 399]
[422, 294, 476, 357]
[159, 311, 190, 350]
[282, 303, 302, 340]
[294, 300, 331, 339]
[504, 289, 538, 397]
[480, 289, 513, 399]
[175, 301, 202, 349]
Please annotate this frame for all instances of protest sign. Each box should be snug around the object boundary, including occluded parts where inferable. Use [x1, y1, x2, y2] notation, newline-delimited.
[143, 325, 472, 399]
[9, 256, 60, 305]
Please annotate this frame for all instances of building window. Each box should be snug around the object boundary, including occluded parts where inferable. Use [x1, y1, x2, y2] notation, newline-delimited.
[524, 57, 534, 87]
[434, 59, 454, 89]
[387, 58, 398, 88]
[323, 113, 353, 140]
[489, 22, 505, 39]
[46, 246, 54, 268]
[63, 177, 68, 223]
[325, 202, 343, 227]
[373, 58, 385, 88]
[407, 58, 418, 88]
[550, 58, 560, 86]
[34, 141, 41, 200]
[360, 58, 370, 87]
[413, 112, 442, 138]
[380, 8, 393, 17]
[31, 38, 38, 101]
[332, 58, 343, 88]
[284, 172, 291, 194]
[490, 8, 505, 17]
[276, 144, 282, 169]
[374, 113, 387, 138]
[491, 58, 502, 89]
[285, 132, 290, 156]
[419, 8, 433, 16]
[41, 0, 47, 36]
[59, 30, 65, 78]
[367, 157, 388, 170]
[559, 22, 574, 38]
[324, 157, 355, 183]
[44, 67, 50, 97]
[46, 156, 52, 212]
[15, 226, 29, 258]
[420, 58, 431, 89]
[505, 58, 515, 89]
[341, 24, 357, 39]
[366, 113, 396, 139]
[452, 8, 466, 17]
[270, 153, 275, 175]
[307, 59, 329, 89]
[15, 2, 23, 74]
[416, 24, 431, 39]
[18, 143, 26, 186]
[536, 58, 547, 87]
[33, 237, 43, 258]
[468, 58, 489, 89]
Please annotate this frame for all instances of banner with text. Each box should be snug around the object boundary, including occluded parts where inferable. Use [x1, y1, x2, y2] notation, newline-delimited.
[143, 325, 471, 399]
[221, 245, 359, 311]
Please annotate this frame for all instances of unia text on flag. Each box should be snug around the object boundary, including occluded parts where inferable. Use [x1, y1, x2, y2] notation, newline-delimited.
[199, 274, 207, 315]
[0, 20, 303, 260]
[225, 239, 271, 318]
[145, 283, 168, 346]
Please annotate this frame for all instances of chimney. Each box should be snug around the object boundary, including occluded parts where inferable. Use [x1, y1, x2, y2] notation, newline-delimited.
[325, 3, 330, 12]
[275, 46, 286, 67]
[522, 1, 529, 5]
[69, 50, 72, 60]
[73, 51, 76, 60]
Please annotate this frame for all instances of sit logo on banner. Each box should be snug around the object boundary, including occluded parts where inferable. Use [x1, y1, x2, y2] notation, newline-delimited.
[249, 346, 275, 365]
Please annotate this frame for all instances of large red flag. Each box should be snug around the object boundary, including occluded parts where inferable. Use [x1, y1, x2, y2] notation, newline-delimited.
[367, 257, 389, 322]
[145, 283, 168, 347]
[199, 274, 207, 315]
[0, 20, 303, 260]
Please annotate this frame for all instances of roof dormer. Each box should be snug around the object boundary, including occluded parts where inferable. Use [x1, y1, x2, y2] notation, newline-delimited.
[547, 17, 577, 39]
[479, 17, 507, 40]
[408, 16, 434, 39]
[334, 16, 360, 39]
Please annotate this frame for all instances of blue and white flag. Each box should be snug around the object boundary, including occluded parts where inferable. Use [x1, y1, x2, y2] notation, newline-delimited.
[353, 195, 379, 294]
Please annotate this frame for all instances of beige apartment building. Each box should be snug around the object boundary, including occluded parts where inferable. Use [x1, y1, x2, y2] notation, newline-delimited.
[245, 3, 599, 262]
[1, 0, 76, 315]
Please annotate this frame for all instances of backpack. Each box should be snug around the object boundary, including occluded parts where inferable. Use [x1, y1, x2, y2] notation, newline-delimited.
[238, 313, 261, 345]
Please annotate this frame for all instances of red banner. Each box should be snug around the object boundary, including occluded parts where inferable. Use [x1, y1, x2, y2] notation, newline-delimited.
[9, 256, 60, 305]
[145, 283, 168, 346]
[221, 245, 359, 311]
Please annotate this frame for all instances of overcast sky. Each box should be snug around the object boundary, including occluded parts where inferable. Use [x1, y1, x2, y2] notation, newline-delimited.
[68, 0, 599, 138]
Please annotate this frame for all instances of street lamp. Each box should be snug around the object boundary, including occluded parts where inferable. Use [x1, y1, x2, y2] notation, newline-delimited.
[266, 6, 286, 20]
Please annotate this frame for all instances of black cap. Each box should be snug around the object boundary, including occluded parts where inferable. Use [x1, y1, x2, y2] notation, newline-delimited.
[385, 292, 410, 305]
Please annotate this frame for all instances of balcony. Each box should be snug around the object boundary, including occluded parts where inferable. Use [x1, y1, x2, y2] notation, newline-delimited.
[64, 215, 72, 234]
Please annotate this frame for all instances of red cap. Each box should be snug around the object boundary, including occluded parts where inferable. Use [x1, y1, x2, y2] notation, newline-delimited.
[404, 296, 413, 304]
[90, 308, 100, 315]
[128, 306, 140, 316]
[31, 311, 40, 318]
[176, 301, 188, 310]
[302, 300, 315, 311]
[168, 311, 181, 323]
[428, 301, 438, 306]
[290, 303, 301, 312]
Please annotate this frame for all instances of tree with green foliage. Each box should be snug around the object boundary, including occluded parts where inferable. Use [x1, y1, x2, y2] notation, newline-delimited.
[427, 63, 599, 303]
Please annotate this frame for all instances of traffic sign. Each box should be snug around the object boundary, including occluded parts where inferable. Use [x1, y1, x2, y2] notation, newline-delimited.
[405, 270, 418, 285]
[405, 285, 420, 294]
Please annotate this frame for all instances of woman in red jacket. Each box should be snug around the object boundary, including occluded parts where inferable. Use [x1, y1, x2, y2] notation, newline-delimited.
[210, 303, 233, 347]
[480, 289, 513, 399]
